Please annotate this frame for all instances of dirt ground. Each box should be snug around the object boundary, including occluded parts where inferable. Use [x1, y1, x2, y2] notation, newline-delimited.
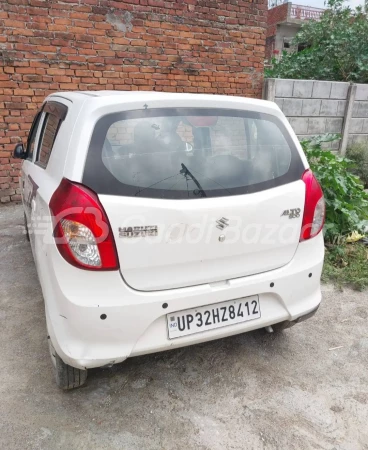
[0, 204, 367, 450]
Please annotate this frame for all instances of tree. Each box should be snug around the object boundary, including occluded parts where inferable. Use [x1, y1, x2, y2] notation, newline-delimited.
[265, 0, 368, 83]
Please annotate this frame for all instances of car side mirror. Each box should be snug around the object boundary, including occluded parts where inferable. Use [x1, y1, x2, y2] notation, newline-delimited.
[13, 143, 26, 159]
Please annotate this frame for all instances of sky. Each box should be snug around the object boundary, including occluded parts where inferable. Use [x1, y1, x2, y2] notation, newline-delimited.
[292, 0, 364, 8]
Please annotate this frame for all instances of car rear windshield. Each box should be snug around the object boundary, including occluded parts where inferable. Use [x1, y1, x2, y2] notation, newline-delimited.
[83, 108, 304, 199]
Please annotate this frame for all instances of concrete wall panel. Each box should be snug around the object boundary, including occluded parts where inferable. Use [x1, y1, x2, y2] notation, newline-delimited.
[265, 79, 368, 152]
[301, 99, 321, 116]
[330, 82, 349, 99]
[293, 80, 313, 98]
[312, 81, 332, 99]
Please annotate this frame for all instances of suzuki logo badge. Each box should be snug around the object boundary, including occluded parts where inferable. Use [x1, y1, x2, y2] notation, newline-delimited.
[216, 217, 229, 230]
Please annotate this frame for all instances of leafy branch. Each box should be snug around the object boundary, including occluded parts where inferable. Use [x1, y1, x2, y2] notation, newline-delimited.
[266, 0, 368, 83]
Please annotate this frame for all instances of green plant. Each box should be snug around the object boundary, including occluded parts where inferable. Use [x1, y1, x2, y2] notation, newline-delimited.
[322, 242, 368, 291]
[265, 0, 368, 83]
[346, 143, 368, 188]
[301, 134, 368, 242]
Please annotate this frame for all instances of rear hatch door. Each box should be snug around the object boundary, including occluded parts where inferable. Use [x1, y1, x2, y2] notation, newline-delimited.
[83, 107, 306, 291]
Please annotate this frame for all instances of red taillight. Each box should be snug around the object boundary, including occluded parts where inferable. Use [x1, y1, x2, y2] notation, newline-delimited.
[300, 169, 325, 241]
[49, 178, 119, 270]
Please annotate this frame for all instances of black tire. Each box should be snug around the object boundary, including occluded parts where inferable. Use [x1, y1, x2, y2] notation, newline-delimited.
[24, 213, 30, 242]
[49, 340, 87, 390]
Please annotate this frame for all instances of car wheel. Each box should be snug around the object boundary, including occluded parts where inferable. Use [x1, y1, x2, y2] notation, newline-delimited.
[48, 339, 88, 390]
[24, 213, 30, 242]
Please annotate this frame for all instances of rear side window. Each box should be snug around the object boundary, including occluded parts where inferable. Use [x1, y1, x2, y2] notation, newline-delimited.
[36, 113, 61, 168]
[26, 111, 41, 161]
[83, 108, 304, 199]
[35, 102, 68, 169]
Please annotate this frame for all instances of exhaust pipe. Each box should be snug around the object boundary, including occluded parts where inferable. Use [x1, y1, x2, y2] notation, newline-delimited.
[265, 326, 274, 333]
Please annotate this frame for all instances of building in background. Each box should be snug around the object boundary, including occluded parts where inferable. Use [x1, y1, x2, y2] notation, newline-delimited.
[266, 1, 324, 61]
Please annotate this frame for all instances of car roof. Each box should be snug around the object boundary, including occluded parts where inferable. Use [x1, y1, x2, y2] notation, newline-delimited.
[47, 90, 279, 112]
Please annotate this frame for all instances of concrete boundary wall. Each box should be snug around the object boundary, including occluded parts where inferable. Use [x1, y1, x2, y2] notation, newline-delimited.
[263, 78, 368, 153]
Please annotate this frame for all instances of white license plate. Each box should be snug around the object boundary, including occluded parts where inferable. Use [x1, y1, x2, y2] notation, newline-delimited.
[167, 296, 261, 339]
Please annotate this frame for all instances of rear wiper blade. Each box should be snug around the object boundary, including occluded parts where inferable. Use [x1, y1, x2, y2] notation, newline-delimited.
[180, 163, 207, 197]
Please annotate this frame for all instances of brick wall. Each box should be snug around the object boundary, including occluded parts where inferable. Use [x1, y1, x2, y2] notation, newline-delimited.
[0, 0, 267, 204]
[265, 2, 288, 60]
[267, 2, 288, 38]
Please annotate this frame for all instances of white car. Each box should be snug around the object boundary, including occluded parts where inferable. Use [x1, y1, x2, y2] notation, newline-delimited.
[14, 91, 325, 389]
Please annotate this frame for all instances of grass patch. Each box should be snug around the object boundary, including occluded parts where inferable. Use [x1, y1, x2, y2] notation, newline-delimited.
[322, 242, 368, 291]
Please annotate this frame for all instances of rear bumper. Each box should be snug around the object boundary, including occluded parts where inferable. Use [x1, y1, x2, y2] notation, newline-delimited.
[43, 234, 324, 370]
